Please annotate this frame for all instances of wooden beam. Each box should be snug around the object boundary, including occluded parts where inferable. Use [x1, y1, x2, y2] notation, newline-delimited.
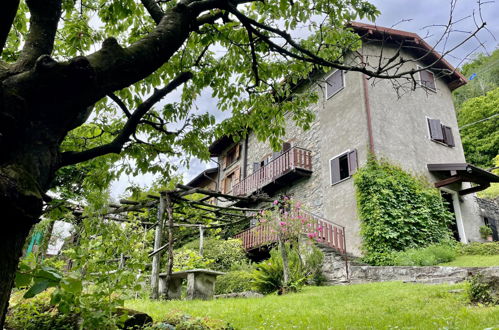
[434, 175, 463, 188]
[459, 183, 490, 196]
[150, 195, 165, 299]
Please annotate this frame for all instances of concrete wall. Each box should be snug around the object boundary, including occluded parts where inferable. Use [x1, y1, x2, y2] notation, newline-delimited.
[361, 43, 483, 243]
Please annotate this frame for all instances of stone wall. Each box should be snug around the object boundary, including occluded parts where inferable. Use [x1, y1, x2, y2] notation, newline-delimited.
[319, 245, 499, 285]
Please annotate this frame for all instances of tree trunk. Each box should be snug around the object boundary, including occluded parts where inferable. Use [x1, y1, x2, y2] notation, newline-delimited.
[0, 218, 33, 327]
[278, 235, 290, 294]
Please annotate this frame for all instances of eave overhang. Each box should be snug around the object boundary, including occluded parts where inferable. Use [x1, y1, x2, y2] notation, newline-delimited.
[186, 167, 218, 188]
[348, 22, 468, 91]
[427, 163, 499, 195]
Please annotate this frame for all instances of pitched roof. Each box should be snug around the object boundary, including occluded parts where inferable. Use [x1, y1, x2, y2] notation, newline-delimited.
[186, 167, 218, 188]
[208, 22, 468, 155]
[348, 22, 467, 90]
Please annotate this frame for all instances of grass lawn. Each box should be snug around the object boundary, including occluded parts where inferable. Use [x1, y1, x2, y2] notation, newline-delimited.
[439, 255, 499, 267]
[126, 282, 499, 329]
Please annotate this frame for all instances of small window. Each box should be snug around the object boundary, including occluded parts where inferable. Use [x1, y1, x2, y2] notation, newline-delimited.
[419, 69, 436, 91]
[326, 70, 344, 99]
[427, 118, 455, 147]
[330, 149, 357, 185]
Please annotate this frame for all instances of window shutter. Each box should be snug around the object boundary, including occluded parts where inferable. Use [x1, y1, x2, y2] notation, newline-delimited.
[330, 157, 340, 184]
[348, 150, 358, 176]
[442, 126, 455, 147]
[223, 154, 228, 169]
[326, 70, 344, 98]
[234, 167, 241, 184]
[282, 142, 291, 152]
[428, 118, 444, 141]
[235, 144, 241, 160]
[420, 70, 436, 91]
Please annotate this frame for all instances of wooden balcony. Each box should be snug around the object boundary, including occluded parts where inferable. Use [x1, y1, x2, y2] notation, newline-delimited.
[235, 210, 346, 254]
[233, 147, 312, 196]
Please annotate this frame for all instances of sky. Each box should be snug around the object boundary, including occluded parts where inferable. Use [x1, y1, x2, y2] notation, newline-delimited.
[110, 0, 499, 199]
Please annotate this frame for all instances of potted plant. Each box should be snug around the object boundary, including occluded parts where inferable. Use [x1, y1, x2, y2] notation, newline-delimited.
[479, 225, 493, 241]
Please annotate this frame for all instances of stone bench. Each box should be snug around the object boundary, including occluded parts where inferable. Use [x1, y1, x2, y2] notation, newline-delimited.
[159, 269, 225, 300]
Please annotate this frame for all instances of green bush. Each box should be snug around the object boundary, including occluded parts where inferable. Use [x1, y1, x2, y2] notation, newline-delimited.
[362, 243, 457, 266]
[173, 249, 214, 271]
[252, 244, 323, 294]
[457, 242, 499, 256]
[354, 158, 453, 259]
[215, 270, 254, 295]
[182, 238, 247, 271]
[6, 290, 79, 330]
[468, 274, 499, 305]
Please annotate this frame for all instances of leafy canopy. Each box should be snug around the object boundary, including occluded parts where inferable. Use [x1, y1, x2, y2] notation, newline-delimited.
[4, 0, 379, 196]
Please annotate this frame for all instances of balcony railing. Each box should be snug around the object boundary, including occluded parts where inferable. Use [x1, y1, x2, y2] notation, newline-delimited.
[235, 210, 346, 254]
[233, 146, 312, 196]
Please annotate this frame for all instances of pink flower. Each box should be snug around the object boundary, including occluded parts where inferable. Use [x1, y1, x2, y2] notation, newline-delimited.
[279, 221, 287, 226]
[307, 232, 317, 239]
[273, 200, 279, 205]
[317, 226, 323, 231]
[296, 202, 302, 208]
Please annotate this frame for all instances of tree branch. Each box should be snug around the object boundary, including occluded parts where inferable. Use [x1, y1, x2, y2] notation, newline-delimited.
[140, 0, 164, 24]
[12, 0, 62, 72]
[59, 71, 193, 167]
[0, 0, 20, 55]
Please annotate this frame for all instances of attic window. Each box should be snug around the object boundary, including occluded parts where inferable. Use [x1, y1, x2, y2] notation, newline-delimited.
[427, 118, 455, 147]
[330, 149, 357, 185]
[326, 70, 344, 99]
[419, 69, 436, 91]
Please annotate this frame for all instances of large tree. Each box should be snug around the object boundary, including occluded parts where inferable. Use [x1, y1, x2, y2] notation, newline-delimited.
[0, 0, 486, 325]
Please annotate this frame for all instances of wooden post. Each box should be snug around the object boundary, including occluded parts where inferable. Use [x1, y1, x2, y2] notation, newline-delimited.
[199, 226, 204, 256]
[163, 193, 175, 299]
[150, 195, 165, 299]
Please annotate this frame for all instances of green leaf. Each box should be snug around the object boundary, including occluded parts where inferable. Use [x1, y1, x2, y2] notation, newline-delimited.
[24, 279, 52, 298]
[14, 271, 32, 288]
[61, 277, 83, 294]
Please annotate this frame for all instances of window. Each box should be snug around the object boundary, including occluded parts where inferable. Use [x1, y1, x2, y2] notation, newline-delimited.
[223, 144, 240, 168]
[427, 118, 455, 147]
[325, 70, 344, 99]
[419, 69, 436, 91]
[330, 149, 357, 185]
[221, 167, 240, 193]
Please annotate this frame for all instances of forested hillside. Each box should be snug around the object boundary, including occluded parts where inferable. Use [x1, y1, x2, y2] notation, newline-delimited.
[453, 49, 499, 198]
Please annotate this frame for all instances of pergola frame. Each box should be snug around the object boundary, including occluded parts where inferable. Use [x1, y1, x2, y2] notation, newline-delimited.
[73, 184, 272, 299]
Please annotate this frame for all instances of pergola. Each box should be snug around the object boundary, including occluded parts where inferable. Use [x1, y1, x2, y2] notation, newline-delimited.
[73, 184, 272, 299]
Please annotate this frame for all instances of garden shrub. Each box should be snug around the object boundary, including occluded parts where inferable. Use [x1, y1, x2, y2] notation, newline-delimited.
[173, 249, 214, 271]
[468, 274, 499, 305]
[354, 158, 453, 264]
[252, 244, 323, 294]
[6, 290, 79, 330]
[215, 270, 254, 295]
[392, 243, 457, 266]
[457, 242, 499, 256]
[182, 238, 246, 271]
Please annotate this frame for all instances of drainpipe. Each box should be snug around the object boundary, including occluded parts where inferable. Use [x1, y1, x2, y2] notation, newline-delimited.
[243, 135, 249, 178]
[359, 53, 375, 155]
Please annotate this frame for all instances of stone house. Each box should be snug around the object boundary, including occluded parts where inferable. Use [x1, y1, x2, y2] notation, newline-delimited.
[188, 22, 499, 256]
